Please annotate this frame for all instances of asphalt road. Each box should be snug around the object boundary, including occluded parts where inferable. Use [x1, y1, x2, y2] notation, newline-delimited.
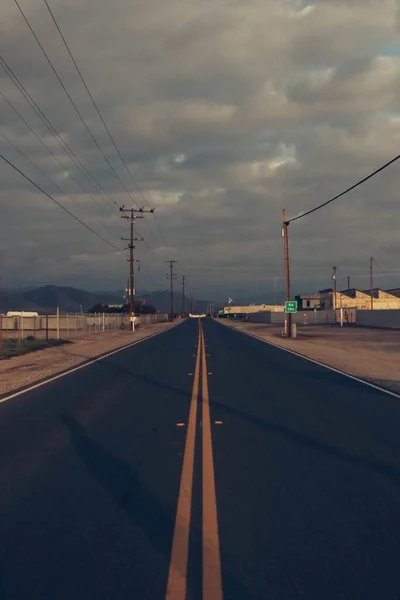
[0, 318, 400, 599]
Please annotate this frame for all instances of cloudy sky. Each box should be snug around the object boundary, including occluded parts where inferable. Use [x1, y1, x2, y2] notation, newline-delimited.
[1, 0, 399, 301]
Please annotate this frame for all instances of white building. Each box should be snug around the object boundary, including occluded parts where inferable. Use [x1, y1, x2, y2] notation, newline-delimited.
[223, 304, 284, 315]
[7, 311, 39, 317]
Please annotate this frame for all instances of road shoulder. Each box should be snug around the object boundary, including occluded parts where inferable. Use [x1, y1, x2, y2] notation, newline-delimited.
[218, 319, 400, 395]
[0, 321, 179, 399]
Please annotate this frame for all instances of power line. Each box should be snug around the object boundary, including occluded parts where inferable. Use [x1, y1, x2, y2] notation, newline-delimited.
[10, 0, 176, 277]
[41, 0, 173, 255]
[0, 91, 115, 222]
[0, 152, 126, 256]
[13, 0, 141, 210]
[0, 56, 123, 219]
[42, 0, 143, 202]
[0, 128, 122, 242]
[11, 0, 175, 271]
[287, 153, 400, 224]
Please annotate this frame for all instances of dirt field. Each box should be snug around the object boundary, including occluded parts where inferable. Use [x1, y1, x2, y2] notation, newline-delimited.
[220, 320, 400, 395]
[0, 321, 178, 398]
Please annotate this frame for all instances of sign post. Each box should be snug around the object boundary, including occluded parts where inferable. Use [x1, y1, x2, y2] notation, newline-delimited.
[285, 301, 297, 314]
[284, 301, 297, 337]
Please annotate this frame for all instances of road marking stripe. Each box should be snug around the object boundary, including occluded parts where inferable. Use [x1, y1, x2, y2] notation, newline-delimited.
[165, 323, 202, 599]
[226, 325, 400, 400]
[200, 322, 223, 599]
[0, 326, 175, 406]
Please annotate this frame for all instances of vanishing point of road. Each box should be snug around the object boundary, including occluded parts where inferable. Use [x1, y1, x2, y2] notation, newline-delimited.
[0, 319, 400, 599]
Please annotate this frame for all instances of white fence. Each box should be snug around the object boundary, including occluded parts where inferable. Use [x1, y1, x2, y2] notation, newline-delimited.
[354, 309, 400, 329]
[244, 307, 400, 329]
[247, 310, 336, 325]
[0, 312, 169, 340]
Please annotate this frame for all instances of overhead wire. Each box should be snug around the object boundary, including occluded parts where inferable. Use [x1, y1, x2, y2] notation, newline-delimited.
[4, 1, 181, 289]
[0, 128, 123, 242]
[0, 56, 124, 220]
[0, 153, 126, 256]
[13, 0, 142, 210]
[287, 153, 400, 224]
[41, 0, 175, 259]
[0, 89, 118, 226]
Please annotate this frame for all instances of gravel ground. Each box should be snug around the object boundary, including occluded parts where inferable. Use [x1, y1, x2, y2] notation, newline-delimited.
[0, 321, 178, 397]
[220, 320, 400, 394]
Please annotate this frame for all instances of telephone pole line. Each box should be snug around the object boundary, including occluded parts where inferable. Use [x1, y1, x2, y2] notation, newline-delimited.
[120, 206, 154, 330]
[282, 209, 292, 337]
[181, 275, 186, 317]
[370, 256, 374, 310]
[165, 260, 178, 320]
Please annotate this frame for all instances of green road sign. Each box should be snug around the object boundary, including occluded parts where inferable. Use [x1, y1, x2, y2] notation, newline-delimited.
[285, 301, 297, 313]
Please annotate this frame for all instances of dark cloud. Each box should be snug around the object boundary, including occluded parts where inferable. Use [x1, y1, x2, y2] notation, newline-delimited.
[1, 0, 400, 299]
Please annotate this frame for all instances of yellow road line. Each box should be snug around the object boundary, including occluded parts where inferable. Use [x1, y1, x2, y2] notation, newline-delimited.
[200, 322, 223, 599]
[165, 323, 202, 599]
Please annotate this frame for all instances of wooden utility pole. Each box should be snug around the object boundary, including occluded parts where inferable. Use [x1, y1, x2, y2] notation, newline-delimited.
[370, 256, 374, 310]
[120, 206, 154, 330]
[181, 275, 186, 316]
[129, 214, 135, 322]
[166, 260, 178, 320]
[282, 209, 291, 337]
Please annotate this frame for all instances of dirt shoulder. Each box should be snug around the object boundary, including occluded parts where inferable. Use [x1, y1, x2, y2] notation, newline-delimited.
[0, 321, 178, 398]
[219, 320, 400, 395]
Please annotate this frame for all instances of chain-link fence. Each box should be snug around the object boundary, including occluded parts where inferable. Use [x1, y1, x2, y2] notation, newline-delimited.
[0, 312, 169, 342]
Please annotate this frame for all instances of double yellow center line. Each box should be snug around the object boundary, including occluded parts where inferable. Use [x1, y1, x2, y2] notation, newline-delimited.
[166, 320, 223, 599]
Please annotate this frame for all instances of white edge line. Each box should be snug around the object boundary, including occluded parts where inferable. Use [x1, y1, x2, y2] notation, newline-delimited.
[0, 325, 176, 406]
[219, 321, 400, 400]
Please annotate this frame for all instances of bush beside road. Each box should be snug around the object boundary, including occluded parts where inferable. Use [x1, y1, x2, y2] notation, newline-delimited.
[0, 338, 70, 360]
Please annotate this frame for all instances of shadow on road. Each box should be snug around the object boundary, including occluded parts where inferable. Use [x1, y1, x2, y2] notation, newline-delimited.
[87, 355, 400, 488]
[61, 414, 256, 599]
[213, 400, 400, 487]
[97, 357, 191, 400]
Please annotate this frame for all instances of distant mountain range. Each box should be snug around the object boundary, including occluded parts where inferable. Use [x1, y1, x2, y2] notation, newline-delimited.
[0, 285, 217, 314]
[0, 285, 122, 313]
